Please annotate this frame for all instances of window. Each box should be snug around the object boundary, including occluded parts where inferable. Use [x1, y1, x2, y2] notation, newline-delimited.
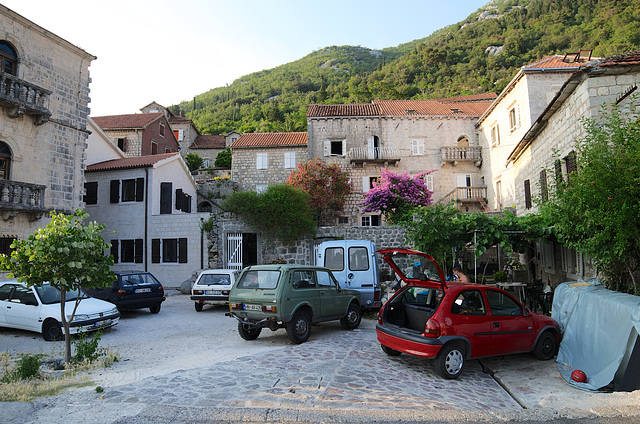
[256, 153, 268, 169]
[255, 184, 268, 194]
[420, 174, 434, 191]
[173, 129, 183, 141]
[292, 270, 316, 289]
[524, 179, 532, 209]
[110, 178, 144, 203]
[316, 270, 335, 288]
[349, 247, 369, 271]
[509, 106, 519, 132]
[486, 290, 522, 316]
[116, 138, 126, 152]
[330, 140, 343, 156]
[361, 215, 381, 227]
[490, 124, 500, 146]
[111, 239, 143, 264]
[159, 122, 165, 137]
[284, 152, 296, 168]
[0, 237, 15, 256]
[175, 189, 192, 213]
[203, 158, 210, 168]
[539, 170, 548, 202]
[160, 182, 172, 214]
[0, 141, 11, 179]
[84, 181, 98, 205]
[337, 216, 349, 225]
[324, 247, 344, 271]
[152, 238, 188, 263]
[0, 41, 18, 75]
[152, 141, 158, 155]
[451, 290, 485, 315]
[411, 139, 425, 155]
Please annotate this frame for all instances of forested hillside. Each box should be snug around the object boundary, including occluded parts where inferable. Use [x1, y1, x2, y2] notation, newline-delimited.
[169, 0, 640, 135]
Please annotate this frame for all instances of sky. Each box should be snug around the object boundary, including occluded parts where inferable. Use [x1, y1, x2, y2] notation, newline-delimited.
[4, 0, 489, 117]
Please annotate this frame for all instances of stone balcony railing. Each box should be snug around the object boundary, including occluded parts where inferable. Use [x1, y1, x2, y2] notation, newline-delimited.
[347, 147, 408, 166]
[0, 71, 52, 125]
[441, 146, 482, 166]
[0, 180, 48, 218]
[438, 186, 488, 205]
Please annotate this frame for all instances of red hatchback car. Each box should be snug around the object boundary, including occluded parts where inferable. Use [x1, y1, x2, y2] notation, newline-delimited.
[376, 248, 560, 379]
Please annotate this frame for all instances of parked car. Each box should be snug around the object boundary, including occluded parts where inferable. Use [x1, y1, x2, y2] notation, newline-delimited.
[84, 271, 165, 314]
[191, 269, 240, 311]
[376, 248, 561, 379]
[226, 265, 362, 344]
[0, 281, 120, 341]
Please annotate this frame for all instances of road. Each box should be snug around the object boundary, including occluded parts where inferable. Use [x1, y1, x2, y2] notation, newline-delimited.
[2, 292, 639, 423]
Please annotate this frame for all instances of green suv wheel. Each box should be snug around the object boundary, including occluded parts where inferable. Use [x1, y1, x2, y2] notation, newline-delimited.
[286, 310, 311, 344]
[340, 302, 362, 330]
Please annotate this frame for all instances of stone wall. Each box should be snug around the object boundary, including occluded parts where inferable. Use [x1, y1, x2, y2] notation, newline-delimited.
[231, 146, 306, 192]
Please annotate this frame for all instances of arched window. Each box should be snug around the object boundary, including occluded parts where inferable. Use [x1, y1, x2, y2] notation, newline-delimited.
[0, 142, 11, 179]
[0, 41, 18, 75]
[457, 136, 469, 147]
[197, 201, 212, 213]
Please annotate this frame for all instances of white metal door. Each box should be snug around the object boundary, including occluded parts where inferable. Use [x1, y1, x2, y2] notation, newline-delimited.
[226, 233, 243, 270]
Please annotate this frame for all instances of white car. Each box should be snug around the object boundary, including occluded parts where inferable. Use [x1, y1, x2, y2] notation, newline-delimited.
[190, 269, 240, 312]
[0, 281, 120, 341]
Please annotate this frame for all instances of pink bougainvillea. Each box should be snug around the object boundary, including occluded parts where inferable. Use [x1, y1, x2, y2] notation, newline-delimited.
[361, 168, 434, 220]
[286, 158, 351, 219]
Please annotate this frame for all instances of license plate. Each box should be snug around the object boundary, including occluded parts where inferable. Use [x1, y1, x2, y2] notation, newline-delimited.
[135, 288, 151, 293]
[206, 290, 222, 295]
[244, 304, 262, 311]
[95, 319, 112, 328]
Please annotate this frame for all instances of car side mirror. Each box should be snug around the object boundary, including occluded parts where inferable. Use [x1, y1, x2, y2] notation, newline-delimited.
[523, 308, 531, 317]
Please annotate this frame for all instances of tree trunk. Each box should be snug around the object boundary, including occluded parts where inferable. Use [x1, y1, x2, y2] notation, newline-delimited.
[59, 290, 72, 364]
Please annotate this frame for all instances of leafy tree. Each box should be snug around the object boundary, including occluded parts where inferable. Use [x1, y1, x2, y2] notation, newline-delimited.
[540, 100, 640, 293]
[286, 158, 351, 222]
[0, 210, 115, 363]
[184, 152, 204, 171]
[221, 184, 316, 245]
[215, 148, 232, 168]
[361, 168, 434, 223]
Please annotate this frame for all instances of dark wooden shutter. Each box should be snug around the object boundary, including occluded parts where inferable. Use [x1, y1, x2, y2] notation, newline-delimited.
[151, 239, 161, 263]
[110, 180, 120, 203]
[135, 178, 145, 202]
[185, 194, 192, 213]
[565, 151, 577, 176]
[554, 160, 563, 185]
[111, 239, 119, 264]
[134, 239, 143, 263]
[524, 179, 532, 209]
[178, 238, 188, 263]
[175, 189, 183, 211]
[160, 182, 172, 214]
[539, 170, 548, 202]
[84, 182, 98, 205]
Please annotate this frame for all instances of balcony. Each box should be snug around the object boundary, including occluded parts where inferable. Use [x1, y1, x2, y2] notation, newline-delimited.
[441, 146, 482, 166]
[347, 147, 408, 167]
[0, 180, 48, 220]
[0, 71, 52, 126]
[438, 186, 488, 207]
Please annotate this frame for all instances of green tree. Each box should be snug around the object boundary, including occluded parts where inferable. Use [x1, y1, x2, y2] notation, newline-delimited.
[184, 152, 204, 171]
[286, 158, 351, 222]
[222, 184, 316, 245]
[215, 148, 232, 168]
[0, 210, 115, 363]
[540, 100, 640, 293]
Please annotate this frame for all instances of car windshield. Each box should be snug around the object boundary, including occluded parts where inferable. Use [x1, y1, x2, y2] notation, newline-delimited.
[34, 283, 83, 304]
[385, 251, 442, 283]
[236, 270, 280, 290]
[198, 274, 231, 285]
[120, 273, 160, 287]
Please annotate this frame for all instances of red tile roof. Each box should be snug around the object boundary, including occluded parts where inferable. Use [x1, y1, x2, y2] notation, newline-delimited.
[598, 50, 640, 67]
[86, 153, 179, 172]
[192, 134, 226, 149]
[307, 94, 497, 119]
[168, 115, 194, 124]
[92, 113, 163, 130]
[231, 132, 308, 148]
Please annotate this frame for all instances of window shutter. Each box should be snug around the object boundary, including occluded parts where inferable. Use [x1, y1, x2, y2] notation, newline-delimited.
[175, 189, 183, 210]
[524, 179, 532, 209]
[539, 170, 548, 202]
[324, 140, 330, 157]
[554, 160, 563, 185]
[111, 240, 119, 264]
[110, 180, 120, 203]
[184, 194, 192, 213]
[135, 178, 144, 202]
[178, 238, 188, 263]
[565, 151, 577, 176]
[134, 239, 143, 263]
[151, 239, 161, 263]
[362, 177, 369, 192]
[84, 182, 98, 205]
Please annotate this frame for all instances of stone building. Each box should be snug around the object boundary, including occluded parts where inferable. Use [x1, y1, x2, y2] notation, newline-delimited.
[0, 5, 95, 260]
[92, 113, 179, 158]
[230, 132, 308, 193]
[306, 95, 496, 226]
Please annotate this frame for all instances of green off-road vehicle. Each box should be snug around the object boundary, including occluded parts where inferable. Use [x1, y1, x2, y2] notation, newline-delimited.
[226, 265, 362, 344]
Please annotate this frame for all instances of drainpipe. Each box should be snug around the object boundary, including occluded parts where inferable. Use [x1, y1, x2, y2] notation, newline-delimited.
[145, 167, 149, 272]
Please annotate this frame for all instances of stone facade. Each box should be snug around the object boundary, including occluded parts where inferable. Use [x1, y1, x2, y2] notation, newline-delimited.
[232, 145, 308, 192]
[0, 5, 95, 262]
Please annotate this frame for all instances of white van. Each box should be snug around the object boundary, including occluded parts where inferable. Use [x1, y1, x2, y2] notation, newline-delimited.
[315, 240, 382, 309]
